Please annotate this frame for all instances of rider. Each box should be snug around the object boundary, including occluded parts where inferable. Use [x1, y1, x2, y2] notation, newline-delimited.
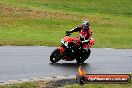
[66, 20, 95, 50]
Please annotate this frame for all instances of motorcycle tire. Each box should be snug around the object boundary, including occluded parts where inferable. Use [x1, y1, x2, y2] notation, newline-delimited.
[76, 58, 85, 64]
[76, 49, 91, 63]
[84, 49, 91, 59]
[50, 49, 61, 63]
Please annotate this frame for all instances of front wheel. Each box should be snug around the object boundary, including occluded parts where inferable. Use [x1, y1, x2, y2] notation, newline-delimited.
[50, 49, 62, 63]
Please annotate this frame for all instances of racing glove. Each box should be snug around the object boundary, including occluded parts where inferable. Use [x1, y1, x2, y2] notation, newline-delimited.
[81, 39, 90, 43]
[66, 31, 72, 34]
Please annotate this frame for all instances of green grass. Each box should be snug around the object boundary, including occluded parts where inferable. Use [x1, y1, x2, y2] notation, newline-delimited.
[0, 82, 37, 88]
[0, 75, 131, 88]
[0, 0, 132, 48]
[64, 83, 132, 88]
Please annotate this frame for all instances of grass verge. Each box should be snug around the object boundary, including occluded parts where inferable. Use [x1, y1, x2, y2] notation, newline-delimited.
[0, 0, 131, 48]
[0, 74, 131, 88]
[0, 82, 37, 88]
[64, 83, 132, 88]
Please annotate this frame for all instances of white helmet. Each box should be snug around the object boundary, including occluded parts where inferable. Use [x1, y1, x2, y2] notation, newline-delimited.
[82, 20, 90, 30]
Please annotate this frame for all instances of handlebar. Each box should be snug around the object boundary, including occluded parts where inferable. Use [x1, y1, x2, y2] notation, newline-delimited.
[65, 31, 71, 36]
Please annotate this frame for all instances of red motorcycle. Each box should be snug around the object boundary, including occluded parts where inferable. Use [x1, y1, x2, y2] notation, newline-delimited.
[50, 32, 95, 63]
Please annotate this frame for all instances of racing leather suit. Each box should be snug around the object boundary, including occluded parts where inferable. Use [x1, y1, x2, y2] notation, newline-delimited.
[69, 26, 93, 49]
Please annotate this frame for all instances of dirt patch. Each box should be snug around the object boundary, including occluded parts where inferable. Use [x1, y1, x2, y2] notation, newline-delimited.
[0, 76, 76, 88]
[0, 3, 116, 27]
[36, 79, 76, 88]
[0, 3, 83, 20]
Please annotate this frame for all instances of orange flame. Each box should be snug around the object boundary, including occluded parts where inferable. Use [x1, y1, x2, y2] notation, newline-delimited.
[78, 65, 86, 76]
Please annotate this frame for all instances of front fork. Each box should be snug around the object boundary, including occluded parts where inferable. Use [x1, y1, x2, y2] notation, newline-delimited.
[58, 45, 75, 61]
[58, 45, 65, 54]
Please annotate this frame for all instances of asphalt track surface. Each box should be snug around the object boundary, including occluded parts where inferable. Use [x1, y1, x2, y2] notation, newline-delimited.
[0, 46, 132, 81]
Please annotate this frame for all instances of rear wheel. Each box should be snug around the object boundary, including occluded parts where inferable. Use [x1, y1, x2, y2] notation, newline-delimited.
[50, 49, 62, 63]
[76, 57, 85, 64]
[76, 49, 91, 63]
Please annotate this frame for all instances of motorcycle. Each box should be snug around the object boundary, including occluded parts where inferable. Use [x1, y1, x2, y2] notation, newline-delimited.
[50, 32, 95, 63]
